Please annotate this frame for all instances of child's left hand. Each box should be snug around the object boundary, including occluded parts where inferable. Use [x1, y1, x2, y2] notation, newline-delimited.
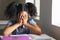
[21, 13, 28, 25]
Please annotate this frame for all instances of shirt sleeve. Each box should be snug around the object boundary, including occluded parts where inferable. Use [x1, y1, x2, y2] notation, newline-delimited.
[7, 20, 13, 26]
[29, 19, 36, 25]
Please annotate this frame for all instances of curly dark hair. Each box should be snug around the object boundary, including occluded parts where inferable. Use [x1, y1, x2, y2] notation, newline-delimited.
[25, 2, 37, 16]
[5, 2, 37, 19]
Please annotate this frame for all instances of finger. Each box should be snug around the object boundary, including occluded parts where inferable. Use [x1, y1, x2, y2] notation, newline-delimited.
[20, 19, 22, 22]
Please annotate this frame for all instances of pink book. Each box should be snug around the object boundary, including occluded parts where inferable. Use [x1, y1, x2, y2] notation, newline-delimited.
[2, 36, 30, 40]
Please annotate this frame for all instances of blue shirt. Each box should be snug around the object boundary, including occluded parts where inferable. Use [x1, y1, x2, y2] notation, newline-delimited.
[7, 19, 36, 35]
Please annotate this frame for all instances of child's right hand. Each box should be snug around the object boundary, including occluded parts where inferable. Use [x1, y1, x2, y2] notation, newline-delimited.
[18, 19, 23, 26]
[17, 16, 23, 26]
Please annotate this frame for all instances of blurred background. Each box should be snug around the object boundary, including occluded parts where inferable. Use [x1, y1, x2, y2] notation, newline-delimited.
[0, 0, 60, 40]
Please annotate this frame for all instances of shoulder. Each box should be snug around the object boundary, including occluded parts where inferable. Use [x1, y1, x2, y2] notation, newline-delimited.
[7, 19, 16, 26]
[28, 19, 36, 25]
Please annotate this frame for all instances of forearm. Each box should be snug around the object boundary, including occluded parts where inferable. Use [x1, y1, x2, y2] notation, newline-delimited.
[25, 23, 42, 35]
[3, 23, 20, 36]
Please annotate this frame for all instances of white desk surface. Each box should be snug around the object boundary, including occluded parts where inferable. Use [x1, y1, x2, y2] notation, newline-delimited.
[0, 34, 56, 40]
[29, 34, 56, 40]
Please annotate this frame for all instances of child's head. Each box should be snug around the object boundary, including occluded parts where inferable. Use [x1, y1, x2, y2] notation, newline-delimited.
[5, 2, 37, 19]
[17, 2, 37, 17]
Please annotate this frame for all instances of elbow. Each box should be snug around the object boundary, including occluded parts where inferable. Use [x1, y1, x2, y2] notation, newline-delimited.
[3, 32, 7, 36]
[3, 31, 9, 36]
[36, 29, 42, 35]
[37, 31, 42, 35]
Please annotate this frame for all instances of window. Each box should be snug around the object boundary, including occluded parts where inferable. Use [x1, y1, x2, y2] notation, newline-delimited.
[25, 0, 40, 20]
[52, 0, 60, 27]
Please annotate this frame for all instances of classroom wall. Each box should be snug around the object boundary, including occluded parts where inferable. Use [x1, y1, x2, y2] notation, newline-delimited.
[40, 0, 60, 40]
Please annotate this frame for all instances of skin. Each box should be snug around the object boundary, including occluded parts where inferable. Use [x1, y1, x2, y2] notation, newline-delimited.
[3, 11, 42, 36]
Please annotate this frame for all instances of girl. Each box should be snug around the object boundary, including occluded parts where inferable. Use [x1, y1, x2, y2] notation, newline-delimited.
[3, 2, 42, 36]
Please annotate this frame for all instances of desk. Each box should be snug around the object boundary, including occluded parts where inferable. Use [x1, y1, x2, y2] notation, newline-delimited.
[0, 34, 56, 40]
[29, 34, 56, 40]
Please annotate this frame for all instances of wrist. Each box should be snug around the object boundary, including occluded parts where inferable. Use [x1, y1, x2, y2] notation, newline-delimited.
[24, 22, 29, 26]
[24, 22, 27, 25]
[16, 23, 22, 26]
[16, 23, 20, 26]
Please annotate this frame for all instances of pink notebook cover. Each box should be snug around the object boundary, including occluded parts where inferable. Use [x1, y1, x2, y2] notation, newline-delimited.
[2, 36, 30, 40]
